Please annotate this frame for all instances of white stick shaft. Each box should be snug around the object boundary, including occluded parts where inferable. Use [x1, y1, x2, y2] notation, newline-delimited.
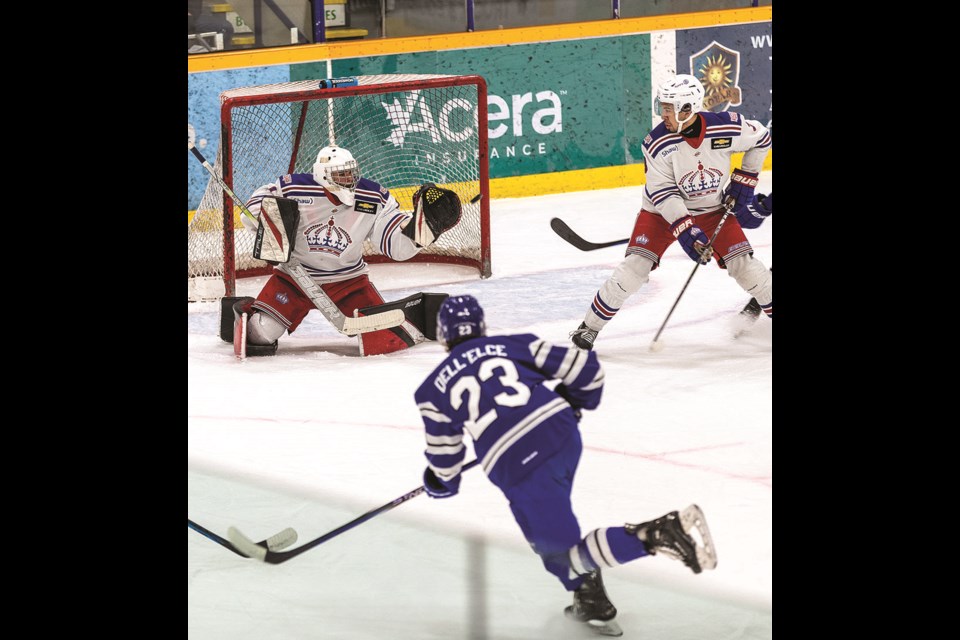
[279, 262, 404, 336]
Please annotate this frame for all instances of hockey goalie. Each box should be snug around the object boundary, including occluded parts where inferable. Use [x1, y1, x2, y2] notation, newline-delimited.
[219, 145, 463, 357]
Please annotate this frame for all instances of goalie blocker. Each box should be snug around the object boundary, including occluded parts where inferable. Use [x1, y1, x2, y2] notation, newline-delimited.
[254, 196, 300, 264]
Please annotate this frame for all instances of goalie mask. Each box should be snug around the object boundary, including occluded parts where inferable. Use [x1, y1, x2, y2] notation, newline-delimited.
[436, 295, 486, 351]
[654, 74, 704, 132]
[313, 146, 360, 205]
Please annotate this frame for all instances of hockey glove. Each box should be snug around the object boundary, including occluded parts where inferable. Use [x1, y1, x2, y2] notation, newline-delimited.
[554, 384, 583, 421]
[723, 168, 760, 214]
[735, 193, 772, 230]
[423, 466, 460, 499]
[402, 183, 463, 247]
[670, 216, 712, 264]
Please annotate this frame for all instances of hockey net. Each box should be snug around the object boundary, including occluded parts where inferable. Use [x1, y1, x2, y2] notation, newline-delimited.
[188, 74, 490, 301]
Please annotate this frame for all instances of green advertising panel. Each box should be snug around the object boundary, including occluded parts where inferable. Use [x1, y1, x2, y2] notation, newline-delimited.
[290, 36, 651, 180]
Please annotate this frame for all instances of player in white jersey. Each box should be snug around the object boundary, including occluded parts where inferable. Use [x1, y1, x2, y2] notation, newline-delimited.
[229, 146, 460, 356]
[570, 75, 773, 350]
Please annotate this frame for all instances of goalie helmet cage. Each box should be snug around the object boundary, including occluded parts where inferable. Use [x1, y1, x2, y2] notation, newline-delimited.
[188, 74, 491, 300]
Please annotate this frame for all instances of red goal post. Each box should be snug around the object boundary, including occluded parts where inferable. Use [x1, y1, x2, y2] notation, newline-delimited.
[188, 74, 490, 300]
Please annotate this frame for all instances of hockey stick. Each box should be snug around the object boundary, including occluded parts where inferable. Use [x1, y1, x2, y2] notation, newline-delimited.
[188, 141, 404, 336]
[277, 261, 404, 336]
[550, 218, 628, 251]
[228, 459, 481, 564]
[650, 198, 736, 351]
[188, 518, 298, 557]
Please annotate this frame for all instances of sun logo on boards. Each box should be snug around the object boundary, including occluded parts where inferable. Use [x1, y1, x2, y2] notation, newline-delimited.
[690, 41, 743, 112]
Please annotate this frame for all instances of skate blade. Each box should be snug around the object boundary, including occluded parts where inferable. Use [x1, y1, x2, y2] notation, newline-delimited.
[680, 504, 718, 571]
[565, 610, 623, 637]
[587, 619, 623, 637]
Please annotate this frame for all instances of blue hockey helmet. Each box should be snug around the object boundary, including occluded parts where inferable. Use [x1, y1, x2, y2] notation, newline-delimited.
[436, 295, 486, 350]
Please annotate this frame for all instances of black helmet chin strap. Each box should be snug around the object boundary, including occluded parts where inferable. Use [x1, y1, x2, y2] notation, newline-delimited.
[679, 113, 702, 138]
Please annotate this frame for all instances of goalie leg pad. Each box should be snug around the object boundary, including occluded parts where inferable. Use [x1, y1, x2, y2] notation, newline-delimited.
[229, 298, 281, 356]
[233, 308, 247, 359]
[358, 322, 424, 357]
[244, 341, 279, 356]
[220, 296, 253, 342]
[243, 306, 286, 345]
[356, 292, 449, 341]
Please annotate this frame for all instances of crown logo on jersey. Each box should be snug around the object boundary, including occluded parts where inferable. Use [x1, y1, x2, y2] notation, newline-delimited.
[678, 161, 723, 197]
[305, 217, 352, 256]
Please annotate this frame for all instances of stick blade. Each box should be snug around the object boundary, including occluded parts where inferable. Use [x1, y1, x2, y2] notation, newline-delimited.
[342, 309, 406, 336]
[550, 218, 628, 251]
[263, 527, 298, 551]
[228, 526, 268, 561]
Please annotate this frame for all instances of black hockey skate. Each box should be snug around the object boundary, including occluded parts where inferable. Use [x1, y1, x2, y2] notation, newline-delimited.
[732, 297, 762, 339]
[740, 297, 762, 320]
[626, 504, 717, 574]
[570, 322, 599, 351]
[564, 570, 623, 637]
[734, 267, 771, 338]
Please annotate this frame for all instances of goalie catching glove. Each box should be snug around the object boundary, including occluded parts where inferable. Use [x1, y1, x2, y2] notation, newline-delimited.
[402, 183, 463, 247]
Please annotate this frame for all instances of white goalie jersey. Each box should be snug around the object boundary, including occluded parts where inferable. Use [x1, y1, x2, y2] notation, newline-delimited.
[241, 173, 421, 283]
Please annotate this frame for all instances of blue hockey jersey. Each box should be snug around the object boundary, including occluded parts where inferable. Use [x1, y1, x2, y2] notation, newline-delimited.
[414, 334, 604, 490]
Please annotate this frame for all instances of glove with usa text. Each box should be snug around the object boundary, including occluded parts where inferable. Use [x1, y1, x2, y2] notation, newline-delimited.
[723, 168, 760, 214]
[735, 193, 772, 230]
[423, 466, 460, 499]
[670, 216, 712, 264]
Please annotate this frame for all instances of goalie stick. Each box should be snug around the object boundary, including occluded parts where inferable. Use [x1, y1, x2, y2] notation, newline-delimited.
[187, 140, 404, 337]
[550, 218, 628, 251]
[188, 518, 298, 557]
[228, 459, 480, 564]
[278, 261, 404, 336]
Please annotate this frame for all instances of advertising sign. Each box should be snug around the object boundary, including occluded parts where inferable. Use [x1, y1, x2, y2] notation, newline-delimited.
[675, 23, 772, 130]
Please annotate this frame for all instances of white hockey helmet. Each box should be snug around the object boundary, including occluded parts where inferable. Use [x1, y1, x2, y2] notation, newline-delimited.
[313, 145, 360, 205]
[655, 74, 705, 131]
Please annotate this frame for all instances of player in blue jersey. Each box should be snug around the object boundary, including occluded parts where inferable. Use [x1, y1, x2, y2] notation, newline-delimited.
[570, 74, 773, 350]
[414, 295, 718, 636]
